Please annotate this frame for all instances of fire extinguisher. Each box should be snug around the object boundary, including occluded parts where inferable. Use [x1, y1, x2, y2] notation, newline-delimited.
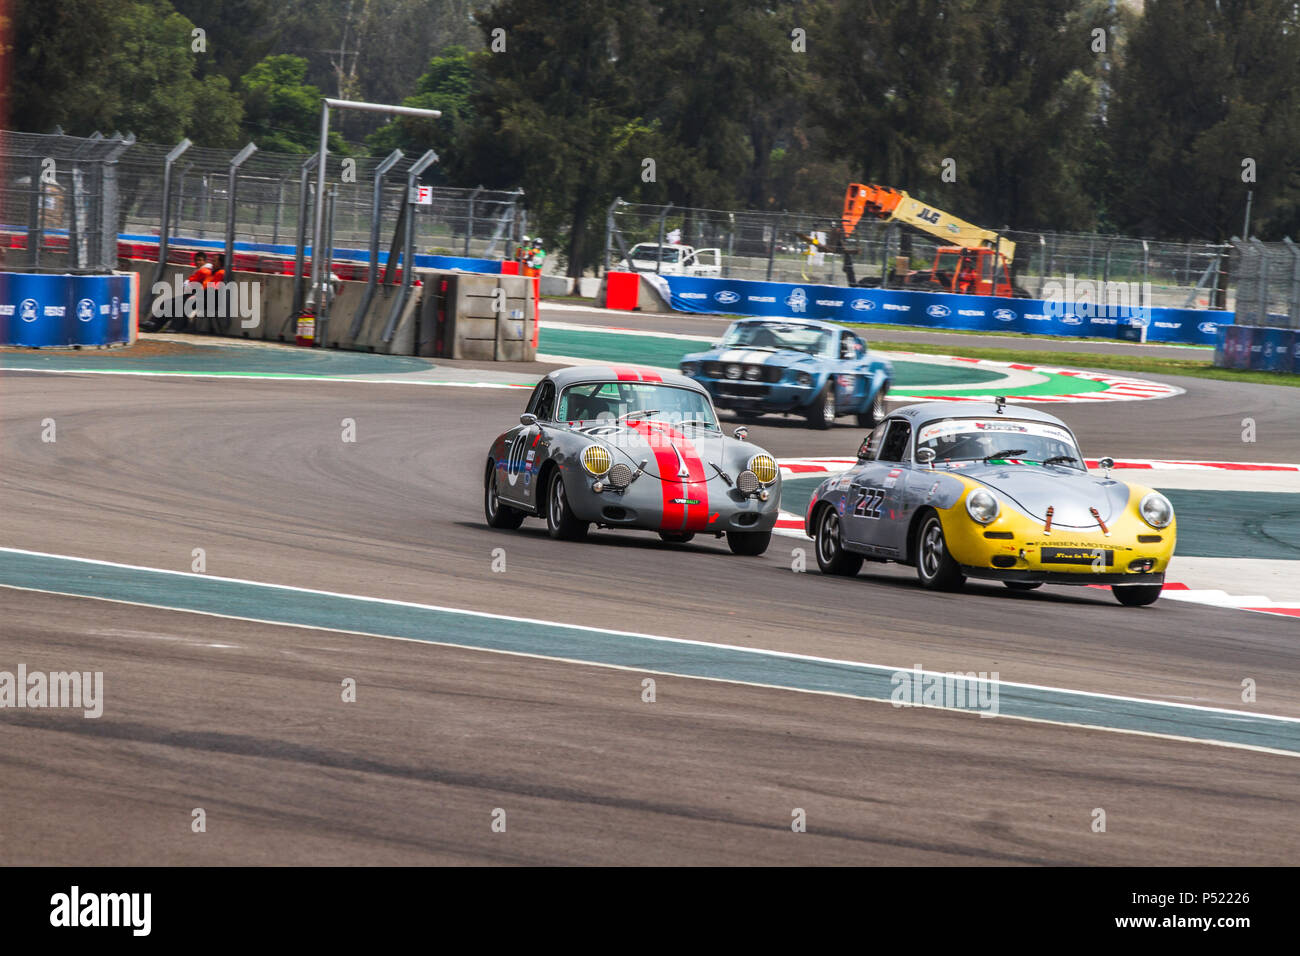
[295, 311, 316, 347]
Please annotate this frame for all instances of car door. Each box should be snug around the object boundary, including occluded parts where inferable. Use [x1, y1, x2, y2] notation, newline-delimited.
[837, 330, 871, 409]
[505, 379, 555, 510]
[840, 418, 893, 550]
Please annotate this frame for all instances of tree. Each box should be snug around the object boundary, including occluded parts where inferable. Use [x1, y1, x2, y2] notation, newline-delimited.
[366, 45, 477, 183]
[239, 54, 345, 153]
[1106, 0, 1300, 240]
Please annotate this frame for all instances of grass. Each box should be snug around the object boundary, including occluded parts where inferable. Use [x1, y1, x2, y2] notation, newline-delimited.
[885, 341, 1300, 388]
[843, 321, 1211, 348]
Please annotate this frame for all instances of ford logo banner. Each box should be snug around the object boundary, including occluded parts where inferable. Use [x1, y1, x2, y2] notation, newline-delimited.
[850, 298, 875, 311]
[713, 290, 740, 305]
[926, 304, 951, 318]
[1198, 322, 1218, 335]
[1061, 314, 1083, 326]
[993, 309, 1015, 322]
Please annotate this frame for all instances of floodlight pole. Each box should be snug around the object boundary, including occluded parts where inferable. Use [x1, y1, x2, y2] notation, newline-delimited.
[305, 98, 441, 318]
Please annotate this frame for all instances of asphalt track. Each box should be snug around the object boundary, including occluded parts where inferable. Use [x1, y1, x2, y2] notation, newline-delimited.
[1, 309, 1299, 865]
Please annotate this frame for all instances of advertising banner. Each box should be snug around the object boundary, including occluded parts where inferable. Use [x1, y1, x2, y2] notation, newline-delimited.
[0, 272, 134, 346]
[655, 274, 1232, 347]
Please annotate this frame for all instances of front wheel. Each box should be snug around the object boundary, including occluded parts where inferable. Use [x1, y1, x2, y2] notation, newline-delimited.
[1113, 584, 1162, 607]
[806, 382, 836, 430]
[814, 506, 863, 576]
[484, 464, 525, 529]
[545, 471, 589, 540]
[914, 512, 964, 591]
[727, 530, 771, 556]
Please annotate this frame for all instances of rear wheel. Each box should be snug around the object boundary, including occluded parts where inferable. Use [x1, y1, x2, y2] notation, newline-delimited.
[1003, 581, 1041, 591]
[545, 471, 588, 540]
[658, 531, 695, 544]
[484, 464, 525, 530]
[814, 506, 863, 576]
[806, 382, 835, 429]
[856, 386, 887, 428]
[914, 512, 965, 591]
[727, 530, 771, 556]
[1113, 584, 1162, 607]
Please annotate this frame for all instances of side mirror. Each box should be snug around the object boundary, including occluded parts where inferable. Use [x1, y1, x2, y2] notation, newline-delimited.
[520, 413, 538, 427]
[1098, 456, 1114, 476]
[916, 448, 936, 467]
[733, 426, 748, 441]
[857, 437, 873, 460]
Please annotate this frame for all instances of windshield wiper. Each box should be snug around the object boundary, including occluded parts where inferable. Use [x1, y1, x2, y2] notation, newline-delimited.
[983, 448, 1028, 461]
[676, 419, 718, 429]
[1042, 454, 1080, 466]
[617, 409, 661, 421]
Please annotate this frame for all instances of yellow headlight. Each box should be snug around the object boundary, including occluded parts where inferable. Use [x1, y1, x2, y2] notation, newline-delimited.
[581, 444, 612, 476]
[748, 454, 778, 484]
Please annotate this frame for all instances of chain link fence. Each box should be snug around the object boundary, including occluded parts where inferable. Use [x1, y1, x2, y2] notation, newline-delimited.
[2, 130, 526, 273]
[605, 198, 1235, 310]
[1230, 238, 1300, 328]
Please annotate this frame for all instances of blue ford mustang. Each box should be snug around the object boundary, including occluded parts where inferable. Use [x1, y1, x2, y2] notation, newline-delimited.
[679, 318, 894, 429]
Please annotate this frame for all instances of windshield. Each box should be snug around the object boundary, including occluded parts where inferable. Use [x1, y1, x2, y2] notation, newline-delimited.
[629, 244, 681, 263]
[720, 321, 832, 356]
[915, 418, 1085, 470]
[558, 381, 719, 430]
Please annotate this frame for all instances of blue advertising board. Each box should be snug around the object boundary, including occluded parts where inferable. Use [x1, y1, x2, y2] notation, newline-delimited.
[654, 275, 1232, 347]
[0, 272, 134, 347]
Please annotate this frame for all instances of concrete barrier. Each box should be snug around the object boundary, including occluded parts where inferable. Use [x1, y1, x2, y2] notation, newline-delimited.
[424, 273, 536, 361]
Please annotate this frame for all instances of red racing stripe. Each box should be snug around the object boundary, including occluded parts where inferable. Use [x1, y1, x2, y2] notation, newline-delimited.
[626, 420, 709, 531]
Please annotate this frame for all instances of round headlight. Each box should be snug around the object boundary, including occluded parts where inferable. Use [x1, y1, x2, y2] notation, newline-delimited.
[795, 371, 813, 386]
[607, 462, 633, 488]
[744, 365, 762, 381]
[1139, 492, 1173, 529]
[725, 364, 741, 380]
[736, 470, 760, 494]
[581, 444, 612, 476]
[965, 488, 1000, 524]
[680, 362, 698, 376]
[748, 454, 778, 485]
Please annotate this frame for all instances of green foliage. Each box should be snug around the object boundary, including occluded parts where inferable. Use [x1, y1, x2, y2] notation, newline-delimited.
[239, 54, 344, 153]
[366, 46, 478, 181]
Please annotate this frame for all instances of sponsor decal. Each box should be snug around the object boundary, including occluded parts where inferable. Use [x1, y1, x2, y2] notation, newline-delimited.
[44, 305, 66, 317]
[1154, 321, 1181, 329]
[19, 298, 38, 322]
[0, 305, 13, 316]
[926, 304, 951, 318]
[75, 298, 95, 322]
[748, 295, 776, 303]
[680, 292, 707, 300]
[785, 288, 808, 313]
[850, 298, 875, 311]
[1198, 321, 1218, 335]
[993, 309, 1016, 322]
[671, 498, 701, 505]
[882, 303, 910, 312]
[815, 299, 844, 307]
[957, 309, 985, 317]
[1061, 314, 1083, 326]
[714, 290, 741, 305]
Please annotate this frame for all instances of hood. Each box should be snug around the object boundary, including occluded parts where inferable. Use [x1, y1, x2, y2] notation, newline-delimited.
[565, 421, 743, 481]
[960, 463, 1131, 527]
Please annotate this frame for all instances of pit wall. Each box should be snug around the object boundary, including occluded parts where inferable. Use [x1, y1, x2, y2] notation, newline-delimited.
[0, 271, 137, 346]
[121, 259, 535, 359]
[609, 272, 1231, 347]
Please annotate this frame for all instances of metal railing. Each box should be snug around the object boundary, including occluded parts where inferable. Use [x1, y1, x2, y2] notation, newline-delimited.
[1231, 238, 1300, 328]
[605, 198, 1236, 310]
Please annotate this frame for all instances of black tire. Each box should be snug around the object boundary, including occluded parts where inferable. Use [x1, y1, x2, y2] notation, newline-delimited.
[1003, 581, 1041, 591]
[1113, 584, 1162, 607]
[856, 385, 887, 428]
[727, 530, 771, 556]
[484, 463, 525, 530]
[545, 470, 588, 540]
[658, 531, 695, 544]
[806, 381, 836, 429]
[914, 512, 965, 591]
[814, 505, 863, 576]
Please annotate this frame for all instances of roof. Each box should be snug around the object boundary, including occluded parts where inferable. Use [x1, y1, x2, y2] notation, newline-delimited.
[542, 365, 704, 392]
[887, 400, 1069, 428]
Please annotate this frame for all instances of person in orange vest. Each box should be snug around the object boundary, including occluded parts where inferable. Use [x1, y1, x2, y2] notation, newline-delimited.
[206, 253, 226, 286]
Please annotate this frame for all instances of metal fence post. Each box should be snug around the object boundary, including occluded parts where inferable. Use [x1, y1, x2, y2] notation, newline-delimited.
[1285, 237, 1300, 327]
[1252, 237, 1269, 320]
[655, 204, 672, 275]
[222, 141, 258, 283]
[604, 197, 621, 274]
[465, 185, 483, 256]
[150, 138, 192, 289]
[320, 184, 337, 326]
[349, 148, 403, 338]
[766, 212, 782, 281]
[272, 176, 286, 246]
[291, 152, 319, 317]
[382, 149, 439, 344]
